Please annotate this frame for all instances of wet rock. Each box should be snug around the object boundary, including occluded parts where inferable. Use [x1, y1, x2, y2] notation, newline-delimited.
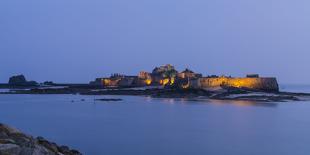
[59, 145, 71, 154]
[0, 124, 21, 134]
[0, 139, 15, 144]
[0, 143, 21, 155]
[0, 123, 82, 155]
[8, 75, 38, 86]
[95, 98, 123, 102]
[0, 132, 8, 139]
[36, 136, 59, 153]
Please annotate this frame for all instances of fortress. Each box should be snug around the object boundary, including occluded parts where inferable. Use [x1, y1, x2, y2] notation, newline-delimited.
[190, 76, 279, 92]
[90, 64, 279, 92]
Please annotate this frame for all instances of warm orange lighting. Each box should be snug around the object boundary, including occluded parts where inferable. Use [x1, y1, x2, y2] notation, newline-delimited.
[145, 79, 152, 85]
[160, 78, 170, 86]
[201, 77, 259, 89]
[103, 79, 111, 85]
[170, 78, 175, 85]
[182, 83, 190, 89]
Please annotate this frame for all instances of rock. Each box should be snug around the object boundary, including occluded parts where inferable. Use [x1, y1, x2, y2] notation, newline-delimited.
[8, 75, 27, 85]
[36, 137, 59, 153]
[95, 98, 123, 102]
[0, 143, 22, 155]
[0, 139, 15, 144]
[24, 145, 54, 155]
[59, 145, 70, 153]
[0, 123, 82, 155]
[9, 133, 34, 148]
[0, 123, 21, 134]
[8, 75, 38, 86]
[71, 149, 81, 154]
[43, 81, 55, 86]
[0, 132, 8, 139]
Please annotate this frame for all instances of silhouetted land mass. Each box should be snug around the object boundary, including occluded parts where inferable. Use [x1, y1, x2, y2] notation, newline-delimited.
[1, 86, 309, 102]
[1, 74, 309, 102]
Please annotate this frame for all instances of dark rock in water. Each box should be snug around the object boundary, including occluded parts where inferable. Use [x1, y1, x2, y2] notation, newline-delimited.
[95, 98, 123, 102]
[8, 75, 38, 86]
[0, 123, 82, 155]
[43, 81, 55, 86]
[8, 75, 27, 85]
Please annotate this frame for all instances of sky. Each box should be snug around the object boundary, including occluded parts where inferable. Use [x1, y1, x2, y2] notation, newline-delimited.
[1, 0, 310, 84]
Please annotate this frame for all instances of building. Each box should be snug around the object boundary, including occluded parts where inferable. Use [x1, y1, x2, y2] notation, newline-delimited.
[89, 65, 279, 92]
[90, 74, 138, 87]
[118, 76, 137, 87]
[189, 75, 279, 92]
[246, 74, 259, 78]
[151, 64, 178, 86]
[137, 71, 152, 86]
[138, 71, 152, 79]
[177, 68, 202, 79]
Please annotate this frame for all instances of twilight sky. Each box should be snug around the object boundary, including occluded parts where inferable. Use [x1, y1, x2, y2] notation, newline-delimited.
[1, 0, 310, 84]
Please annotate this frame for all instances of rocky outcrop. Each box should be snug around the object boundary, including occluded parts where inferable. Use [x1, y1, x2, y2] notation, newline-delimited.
[8, 75, 38, 86]
[0, 123, 81, 155]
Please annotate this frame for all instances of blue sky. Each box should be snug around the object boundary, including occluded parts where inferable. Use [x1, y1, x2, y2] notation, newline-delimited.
[1, 0, 310, 84]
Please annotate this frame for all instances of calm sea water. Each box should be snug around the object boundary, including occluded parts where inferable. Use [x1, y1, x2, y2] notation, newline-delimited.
[0, 85, 310, 155]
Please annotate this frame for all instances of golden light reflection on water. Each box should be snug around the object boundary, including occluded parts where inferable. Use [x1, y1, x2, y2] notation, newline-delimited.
[204, 99, 277, 107]
[144, 96, 277, 107]
[209, 99, 258, 106]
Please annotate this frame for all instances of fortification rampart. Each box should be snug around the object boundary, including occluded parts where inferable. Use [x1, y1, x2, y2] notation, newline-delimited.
[192, 77, 279, 92]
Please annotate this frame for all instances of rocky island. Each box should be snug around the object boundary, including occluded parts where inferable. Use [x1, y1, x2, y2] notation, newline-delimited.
[1, 64, 310, 102]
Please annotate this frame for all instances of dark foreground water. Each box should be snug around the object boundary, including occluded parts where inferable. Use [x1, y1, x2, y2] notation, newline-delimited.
[0, 85, 310, 155]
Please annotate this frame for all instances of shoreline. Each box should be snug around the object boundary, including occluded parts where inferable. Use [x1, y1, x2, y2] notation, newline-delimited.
[1, 87, 310, 102]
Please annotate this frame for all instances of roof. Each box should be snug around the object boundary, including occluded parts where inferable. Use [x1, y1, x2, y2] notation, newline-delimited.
[181, 68, 194, 73]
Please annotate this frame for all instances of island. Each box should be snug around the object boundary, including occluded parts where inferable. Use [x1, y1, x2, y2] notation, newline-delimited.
[1, 64, 310, 102]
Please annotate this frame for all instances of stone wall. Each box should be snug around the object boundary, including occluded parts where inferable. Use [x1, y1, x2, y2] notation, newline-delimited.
[191, 77, 279, 92]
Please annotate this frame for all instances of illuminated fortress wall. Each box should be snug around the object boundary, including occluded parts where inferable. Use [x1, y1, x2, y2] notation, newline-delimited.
[194, 77, 279, 92]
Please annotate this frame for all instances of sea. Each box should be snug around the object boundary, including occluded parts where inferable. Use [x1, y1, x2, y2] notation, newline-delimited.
[0, 84, 310, 155]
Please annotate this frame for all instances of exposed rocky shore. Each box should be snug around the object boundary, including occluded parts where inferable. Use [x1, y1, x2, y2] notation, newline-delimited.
[1, 87, 310, 102]
[0, 123, 81, 155]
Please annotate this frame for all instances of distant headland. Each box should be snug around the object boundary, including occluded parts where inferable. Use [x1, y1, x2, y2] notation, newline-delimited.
[1, 64, 309, 102]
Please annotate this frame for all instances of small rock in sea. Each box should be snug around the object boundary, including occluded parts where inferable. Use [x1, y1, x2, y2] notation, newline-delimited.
[95, 98, 123, 102]
[81, 99, 85, 101]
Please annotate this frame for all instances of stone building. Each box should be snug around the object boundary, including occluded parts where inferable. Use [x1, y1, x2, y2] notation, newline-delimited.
[90, 74, 138, 87]
[137, 71, 152, 86]
[189, 75, 279, 92]
[151, 64, 178, 85]
[177, 68, 202, 79]
[138, 71, 152, 79]
[118, 76, 137, 87]
[89, 65, 279, 92]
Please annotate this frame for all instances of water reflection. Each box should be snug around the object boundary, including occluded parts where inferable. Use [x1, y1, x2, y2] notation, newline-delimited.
[0, 94, 308, 155]
[208, 99, 278, 107]
[145, 97, 278, 107]
[0, 89, 11, 93]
